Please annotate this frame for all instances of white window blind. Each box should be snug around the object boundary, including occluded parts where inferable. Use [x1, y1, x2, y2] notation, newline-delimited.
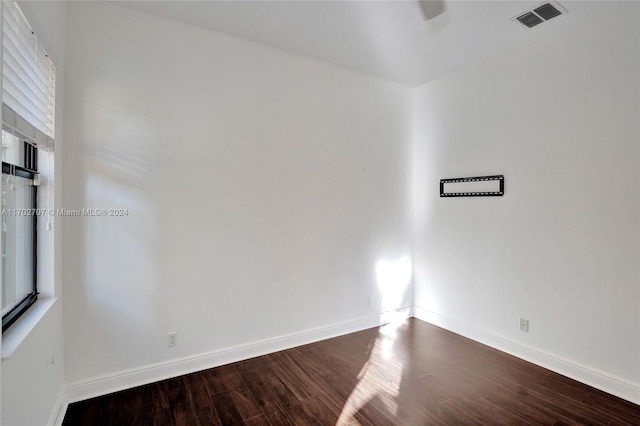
[2, 0, 55, 147]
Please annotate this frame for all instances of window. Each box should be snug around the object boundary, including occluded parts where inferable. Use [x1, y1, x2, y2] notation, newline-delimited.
[1, 0, 55, 331]
[2, 132, 38, 330]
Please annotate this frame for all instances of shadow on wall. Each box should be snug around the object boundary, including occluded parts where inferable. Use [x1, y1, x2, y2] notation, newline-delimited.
[70, 82, 167, 370]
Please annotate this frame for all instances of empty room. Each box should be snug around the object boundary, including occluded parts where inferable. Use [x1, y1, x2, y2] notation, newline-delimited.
[0, 0, 639, 424]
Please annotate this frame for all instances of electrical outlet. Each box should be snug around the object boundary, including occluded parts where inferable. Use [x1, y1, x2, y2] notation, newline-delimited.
[366, 296, 371, 306]
[168, 332, 177, 347]
[519, 318, 529, 332]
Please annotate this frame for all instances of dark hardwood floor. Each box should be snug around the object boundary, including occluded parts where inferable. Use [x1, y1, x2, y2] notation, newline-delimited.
[63, 318, 640, 425]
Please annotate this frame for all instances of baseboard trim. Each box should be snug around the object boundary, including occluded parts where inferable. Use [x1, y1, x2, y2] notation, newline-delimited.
[66, 311, 401, 403]
[48, 385, 68, 426]
[413, 306, 640, 405]
[66, 305, 637, 406]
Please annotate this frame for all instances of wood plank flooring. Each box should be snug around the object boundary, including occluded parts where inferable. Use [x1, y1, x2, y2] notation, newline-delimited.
[63, 318, 640, 425]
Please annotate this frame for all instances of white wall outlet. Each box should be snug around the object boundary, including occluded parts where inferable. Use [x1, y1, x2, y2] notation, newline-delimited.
[168, 332, 177, 347]
[366, 296, 371, 306]
[519, 318, 529, 332]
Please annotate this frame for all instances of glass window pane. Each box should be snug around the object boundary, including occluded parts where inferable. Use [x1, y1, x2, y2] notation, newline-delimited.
[2, 130, 19, 164]
[1, 172, 35, 316]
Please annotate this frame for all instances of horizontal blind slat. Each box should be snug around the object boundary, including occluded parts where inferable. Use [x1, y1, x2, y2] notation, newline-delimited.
[3, 35, 51, 91]
[2, 63, 51, 116]
[2, 0, 56, 139]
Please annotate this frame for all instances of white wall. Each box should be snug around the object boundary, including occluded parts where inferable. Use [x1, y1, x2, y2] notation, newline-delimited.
[63, 1, 413, 391]
[1, 303, 65, 426]
[413, 4, 640, 402]
[1, 2, 67, 425]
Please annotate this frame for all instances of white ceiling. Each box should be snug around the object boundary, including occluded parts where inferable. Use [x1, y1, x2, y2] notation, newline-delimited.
[110, 1, 628, 87]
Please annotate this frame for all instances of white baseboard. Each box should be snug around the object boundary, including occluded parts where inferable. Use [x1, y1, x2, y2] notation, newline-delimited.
[48, 386, 68, 426]
[66, 305, 638, 407]
[66, 312, 397, 403]
[413, 306, 640, 405]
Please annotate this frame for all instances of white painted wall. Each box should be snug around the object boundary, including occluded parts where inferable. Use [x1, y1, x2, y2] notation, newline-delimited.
[1, 2, 67, 425]
[413, 4, 640, 402]
[63, 1, 413, 389]
[2, 304, 65, 426]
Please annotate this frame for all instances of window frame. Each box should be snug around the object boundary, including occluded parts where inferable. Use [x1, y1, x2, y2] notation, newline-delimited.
[1, 143, 38, 331]
[1, 0, 55, 333]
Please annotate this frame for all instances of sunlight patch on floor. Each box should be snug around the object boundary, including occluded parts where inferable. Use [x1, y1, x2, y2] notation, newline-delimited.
[336, 313, 409, 424]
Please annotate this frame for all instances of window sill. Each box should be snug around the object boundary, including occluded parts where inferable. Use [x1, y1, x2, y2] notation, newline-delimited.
[2, 297, 57, 360]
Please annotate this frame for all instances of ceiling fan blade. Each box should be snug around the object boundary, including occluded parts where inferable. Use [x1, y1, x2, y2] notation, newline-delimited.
[418, 0, 446, 20]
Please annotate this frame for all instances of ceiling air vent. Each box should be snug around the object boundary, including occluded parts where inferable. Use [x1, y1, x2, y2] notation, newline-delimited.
[514, 2, 566, 29]
[517, 12, 544, 28]
[534, 3, 562, 20]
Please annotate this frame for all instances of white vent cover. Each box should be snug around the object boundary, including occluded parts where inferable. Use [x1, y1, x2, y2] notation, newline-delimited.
[514, 1, 567, 29]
